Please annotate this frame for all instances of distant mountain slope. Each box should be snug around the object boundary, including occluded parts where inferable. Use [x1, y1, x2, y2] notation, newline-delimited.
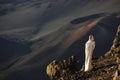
[0, 0, 120, 41]
[0, 38, 31, 65]
[0, 13, 119, 80]
[0, 0, 120, 80]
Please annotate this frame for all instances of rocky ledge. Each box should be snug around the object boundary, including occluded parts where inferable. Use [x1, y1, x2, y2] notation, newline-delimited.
[46, 25, 120, 80]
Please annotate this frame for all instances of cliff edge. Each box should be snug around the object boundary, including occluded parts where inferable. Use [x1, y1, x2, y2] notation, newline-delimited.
[46, 25, 120, 80]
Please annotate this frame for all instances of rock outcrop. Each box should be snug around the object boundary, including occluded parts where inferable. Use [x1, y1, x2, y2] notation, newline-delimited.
[46, 25, 120, 80]
[46, 56, 78, 80]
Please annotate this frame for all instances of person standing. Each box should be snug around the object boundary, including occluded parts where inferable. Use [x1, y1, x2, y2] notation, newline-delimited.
[85, 35, 95, 72]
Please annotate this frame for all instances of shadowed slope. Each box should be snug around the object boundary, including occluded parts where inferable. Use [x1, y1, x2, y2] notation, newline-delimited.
[70, 13, 105, 24]
[0, 13, 119, 80]
[0, 0, 120, 80]
[0, 38, 31, 65]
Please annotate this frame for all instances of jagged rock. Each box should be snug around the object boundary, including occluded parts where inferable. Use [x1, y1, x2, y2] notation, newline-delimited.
[46, 56, 77, 80]
[116, 57, 120, 64]
[46, 25, 120, 80]
[118, 64, 120, 71]
[113, 70, 118, 80]
[46, 60, 61, 80]
[112, 36, 119, 49]
[105, 25, 120, 57]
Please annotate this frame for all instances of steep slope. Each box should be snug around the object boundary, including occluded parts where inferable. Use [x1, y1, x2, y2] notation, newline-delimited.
[46, 25, 120, 80]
